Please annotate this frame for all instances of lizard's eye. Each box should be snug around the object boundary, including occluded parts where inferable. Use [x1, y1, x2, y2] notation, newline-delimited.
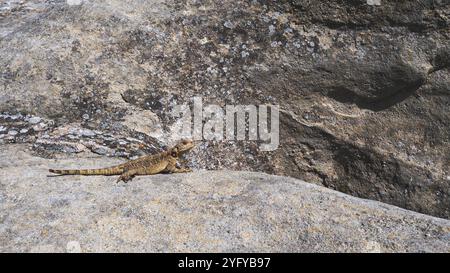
[182, 140, 188, 145]
[171, 151, 177, 157]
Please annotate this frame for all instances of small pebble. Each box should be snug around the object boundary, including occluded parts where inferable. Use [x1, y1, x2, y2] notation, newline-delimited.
[223, 20, 234, 29]
[32, 123, 47, 131]
[80, 128, 95, 137]
[9, 114, 22, 120]
[293, 42, 301, 48]
[269, 25, 275, 35]
[27, 116, 42, 124]
[199, 37, 209, 45]
[270, 41, 280, 47]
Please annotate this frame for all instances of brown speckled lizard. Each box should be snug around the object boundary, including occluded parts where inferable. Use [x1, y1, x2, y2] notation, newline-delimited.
[49, 139, 194, 183]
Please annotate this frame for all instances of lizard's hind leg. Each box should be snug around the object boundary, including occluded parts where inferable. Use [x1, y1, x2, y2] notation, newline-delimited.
[116, 170, 137, 183]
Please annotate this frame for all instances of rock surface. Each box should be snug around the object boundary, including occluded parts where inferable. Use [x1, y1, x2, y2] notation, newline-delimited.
[0, 0, 448, 219]
[1, 144, 449, 252]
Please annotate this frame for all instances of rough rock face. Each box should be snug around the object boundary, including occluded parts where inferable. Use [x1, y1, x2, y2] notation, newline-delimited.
[0, 0, 449, 221]
[1, 144, 449, 252]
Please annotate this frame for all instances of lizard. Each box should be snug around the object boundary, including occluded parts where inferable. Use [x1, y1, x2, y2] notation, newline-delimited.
[49, 139, 195, 183]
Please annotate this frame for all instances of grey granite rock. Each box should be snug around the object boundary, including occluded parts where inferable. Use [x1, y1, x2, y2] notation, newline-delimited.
[0, 0, 449, 219]
[0, 144, 449, 252]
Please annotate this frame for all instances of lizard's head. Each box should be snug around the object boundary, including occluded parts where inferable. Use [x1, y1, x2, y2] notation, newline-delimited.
[169, 139, 195, 157]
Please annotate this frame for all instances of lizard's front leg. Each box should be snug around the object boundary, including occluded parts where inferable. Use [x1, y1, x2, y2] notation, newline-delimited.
[164, 162, 192, 173]
[173, 167, 192, 173]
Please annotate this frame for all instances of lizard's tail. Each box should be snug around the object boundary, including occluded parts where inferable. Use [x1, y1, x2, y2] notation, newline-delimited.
[49, 167, 123, 176]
